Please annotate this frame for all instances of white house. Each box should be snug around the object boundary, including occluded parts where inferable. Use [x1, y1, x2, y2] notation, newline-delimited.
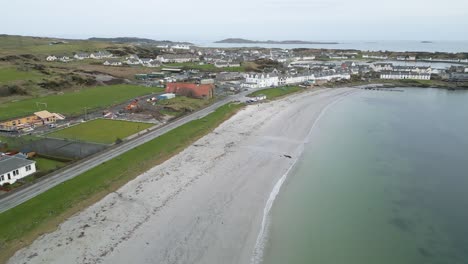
[242, 72, 279, 88]
[279, 73, 315, 85]
[362, 54, 388, 60]
[57, 55, 72, 62]
[372, 63, 393, 72]
[46, 55, 57, 61]
[90, 51, 113, 59]
[103, 59, 123, 66]
[171, 44, 191, 50]
[0, 155, 36, 185]
[74, 53, 90, 60]
[380, 71, 431, 80]
[157, 54, 199, 63]
[314, 71, 351, 81]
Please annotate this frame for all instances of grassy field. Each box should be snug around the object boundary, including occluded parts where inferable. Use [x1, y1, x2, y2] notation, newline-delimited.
[0, 102, 244, 262]
[0, 35, 114, 56]
[248, 86, 302, 99]
[0, 84, 164, 121]
[47, 119, 154, 144]
[0, 67, 44, 84]
[34, 157, 67, 172]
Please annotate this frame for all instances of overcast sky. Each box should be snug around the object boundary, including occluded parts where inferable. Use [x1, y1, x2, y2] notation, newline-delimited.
[1, 0, 468, 41]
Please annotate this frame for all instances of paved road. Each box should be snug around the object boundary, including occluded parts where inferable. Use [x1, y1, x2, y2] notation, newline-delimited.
[0, 90, 256, 214]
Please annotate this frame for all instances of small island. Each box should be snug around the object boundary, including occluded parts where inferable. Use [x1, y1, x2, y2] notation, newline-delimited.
[421, 41, 433, 44]
[215, 38, 339, 45]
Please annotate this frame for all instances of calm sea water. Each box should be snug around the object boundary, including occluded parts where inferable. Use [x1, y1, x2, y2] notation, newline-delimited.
[193, 41, 468, 53]
[262, 88, 468, 264]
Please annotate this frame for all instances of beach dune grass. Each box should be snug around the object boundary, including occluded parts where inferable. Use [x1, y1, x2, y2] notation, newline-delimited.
[0, 84, 163, 121]
[0, 102, 244, 263]
[247, 86, 302, 99]
[46, 119, 154, 144]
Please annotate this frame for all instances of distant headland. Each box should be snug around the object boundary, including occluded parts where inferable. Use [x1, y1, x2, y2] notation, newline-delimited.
[215, 38, 339, 45]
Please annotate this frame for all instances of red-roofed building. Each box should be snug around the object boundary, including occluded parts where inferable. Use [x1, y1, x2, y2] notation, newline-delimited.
[165, 82, 214, 99]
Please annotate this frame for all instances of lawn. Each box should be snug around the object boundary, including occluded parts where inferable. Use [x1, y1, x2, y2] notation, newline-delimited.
[0, 67, 43, 84]
[0, 84, 164, 121]
[247, 86, 302, 99]
[33, 157, 67, 172]
[47, 119, 154, 144]
[0, 102, 244, 262]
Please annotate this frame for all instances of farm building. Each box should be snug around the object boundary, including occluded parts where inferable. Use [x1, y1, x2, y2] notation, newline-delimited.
[165, 83, 214, 99]
[0, 155, 36, 185]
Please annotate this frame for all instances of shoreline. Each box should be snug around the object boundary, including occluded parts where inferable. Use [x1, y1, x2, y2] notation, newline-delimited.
[8, 88, 357, 264]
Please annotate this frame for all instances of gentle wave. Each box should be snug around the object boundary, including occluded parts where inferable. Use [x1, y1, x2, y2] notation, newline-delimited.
[250, 90, 355, 264]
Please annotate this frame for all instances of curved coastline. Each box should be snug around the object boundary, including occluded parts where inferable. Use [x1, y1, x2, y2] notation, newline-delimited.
[250, 90, 355, 264]
[8, 88, 358, 264]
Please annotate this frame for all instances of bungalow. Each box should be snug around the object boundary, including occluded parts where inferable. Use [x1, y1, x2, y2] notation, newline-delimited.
[242, 72, 279, 89]
[46, 55, 57, 61]
[0, 155, 36, 185]
[125, 58, 141, 65]
[57, 55, 72, 62]
[165, 82, 214, 99]
[380, 71, 431, 80]
[74, 53, 90, 60]
[103, 59, 123, 66]
[143, 61, 161, 68]
[157, 54, 200, 63]
[90, 51, 113, 59]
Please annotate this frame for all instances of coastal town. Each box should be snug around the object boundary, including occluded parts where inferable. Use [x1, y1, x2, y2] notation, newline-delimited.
[1, 34, 468, 264]
[1, 36, 468, 191]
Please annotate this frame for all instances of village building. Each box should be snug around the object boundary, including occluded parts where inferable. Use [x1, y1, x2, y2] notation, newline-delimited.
[74, 53, 90, 60]
[46, 55, 57, 61]
[0, 110, 65, 132]
[0, 155, 36, 185]
[362, 54, 388, 60]
[125, 58, 141, 65]
[171, 44, 191, 50]
[372, 63, 393, 72]
[165, 82, 214, 99]
[57, 55, 72, 62]
[103, 59, 123, 66]
[157, 54, 199, 63]
[278, 73, 315, 85]
[242, 72, 279, 89]
[90, 51, 113, 59]
[380, 71, 431, 80]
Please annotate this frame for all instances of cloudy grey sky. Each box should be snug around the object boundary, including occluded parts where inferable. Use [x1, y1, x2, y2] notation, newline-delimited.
[1, 0, 468, 41]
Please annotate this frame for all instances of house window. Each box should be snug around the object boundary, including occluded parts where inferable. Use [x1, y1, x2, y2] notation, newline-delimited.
[26, 165, 32, 171]
[13, 170, 18, 176]
[0, 175, 4, 182]
[7, 173, 11, 180]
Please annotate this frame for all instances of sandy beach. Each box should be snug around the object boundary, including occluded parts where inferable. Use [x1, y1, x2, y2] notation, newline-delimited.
[8, 87, 356, 264]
